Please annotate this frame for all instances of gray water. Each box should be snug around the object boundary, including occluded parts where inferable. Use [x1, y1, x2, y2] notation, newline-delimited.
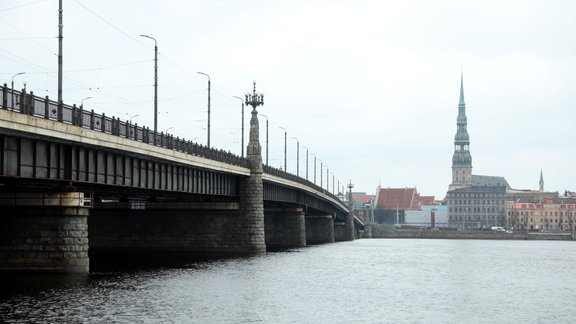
[1, 239, 575, 323]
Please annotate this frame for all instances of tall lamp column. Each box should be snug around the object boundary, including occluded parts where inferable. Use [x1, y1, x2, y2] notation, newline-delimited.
[260, 114, 269, 165]
[11, 72, 25, 110]
[233, 96, 245, 157]
[197, 72, 211, 148]
[140, 34, 158, 133]
[279, 127, 287, 172]
[302, 146, 309, 180]
[291, 137, 299, 177]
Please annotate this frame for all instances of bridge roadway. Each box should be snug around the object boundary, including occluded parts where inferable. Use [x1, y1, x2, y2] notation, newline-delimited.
[0, 85, 363, 273]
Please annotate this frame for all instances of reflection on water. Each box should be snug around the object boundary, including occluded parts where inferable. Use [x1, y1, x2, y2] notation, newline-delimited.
[1, 240, 575, 323]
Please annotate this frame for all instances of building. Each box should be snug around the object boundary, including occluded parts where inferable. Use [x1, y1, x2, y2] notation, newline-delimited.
[447, 185, 507, 229]
[347, 192, 375, 222]
[405, 205, 449, 228]
[507, 197, 576, 232]
[446, 74, 510, 229]
[373, 187, 433, 224]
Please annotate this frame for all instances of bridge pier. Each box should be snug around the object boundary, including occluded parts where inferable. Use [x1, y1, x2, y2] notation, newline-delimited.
[89, 201, 267, 259]
[305, 215, 335, 244]
[0, 192, 89, 273]
[264, 207, 306, 249]
[334, 212, 355, 242]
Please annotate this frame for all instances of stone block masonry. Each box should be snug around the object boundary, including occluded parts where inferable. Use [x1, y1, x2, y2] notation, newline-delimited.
[306, 215, 335, 244]
[265, 208, 306, 249]
[0, 204, 89, 273]
[90, 203, 266, 258]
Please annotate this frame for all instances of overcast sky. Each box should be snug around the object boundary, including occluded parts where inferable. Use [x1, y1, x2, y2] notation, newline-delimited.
[2, 0, 575, 199]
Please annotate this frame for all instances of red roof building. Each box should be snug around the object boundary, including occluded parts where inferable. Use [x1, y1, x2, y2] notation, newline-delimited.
[375, 188, 421, 210]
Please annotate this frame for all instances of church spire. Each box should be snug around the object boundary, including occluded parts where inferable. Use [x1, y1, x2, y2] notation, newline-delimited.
[450, 72, 473, 190]
[459, 72, 465, 106]
[539, 169, 544, 191]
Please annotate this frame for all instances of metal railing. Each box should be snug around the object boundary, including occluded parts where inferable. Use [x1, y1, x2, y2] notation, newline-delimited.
[1, 84, 249, 168]
[0, 84, 346, 206]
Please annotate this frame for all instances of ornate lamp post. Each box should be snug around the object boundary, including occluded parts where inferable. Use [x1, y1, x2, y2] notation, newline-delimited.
[260, 114, 269, 165]
[197, 72, 211, 148]
[348, 180, 354, 209]
[140, 34, 158, 133]
[233, 96, 245, 157]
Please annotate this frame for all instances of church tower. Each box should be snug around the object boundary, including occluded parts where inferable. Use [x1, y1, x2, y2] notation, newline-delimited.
[449, 73, 473, 190]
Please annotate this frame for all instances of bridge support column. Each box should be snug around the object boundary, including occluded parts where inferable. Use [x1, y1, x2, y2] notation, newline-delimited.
[305, 215, 335, 244]
[0, 192, 89, 273]
[335, 212, 355, 242]
[265, 207, 306, 249]
[363, 224, 373, 238]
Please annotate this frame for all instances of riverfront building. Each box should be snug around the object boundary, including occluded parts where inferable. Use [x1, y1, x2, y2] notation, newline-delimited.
[507, 197, 576, 232]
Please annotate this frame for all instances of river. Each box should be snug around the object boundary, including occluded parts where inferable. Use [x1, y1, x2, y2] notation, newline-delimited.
[1, 239, 575, 323]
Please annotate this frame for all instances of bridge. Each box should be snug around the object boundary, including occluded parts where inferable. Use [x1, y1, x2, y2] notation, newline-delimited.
[0, 84, 363, 273]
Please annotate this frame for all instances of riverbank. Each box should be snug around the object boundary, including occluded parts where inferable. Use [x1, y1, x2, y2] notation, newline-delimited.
[368, 225, 574, 241]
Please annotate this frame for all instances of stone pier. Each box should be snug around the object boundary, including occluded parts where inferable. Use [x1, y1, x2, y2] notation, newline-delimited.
[305, 215, 335, 244]
[335, 212, 355, 241]
[265, 207, 306, 249]
[0, 192, 89, 273]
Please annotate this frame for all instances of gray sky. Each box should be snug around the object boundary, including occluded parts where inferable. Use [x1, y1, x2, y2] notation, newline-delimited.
[2, 0, 575, 199]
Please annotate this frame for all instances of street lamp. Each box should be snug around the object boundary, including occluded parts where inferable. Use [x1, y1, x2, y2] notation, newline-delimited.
[326, 166, 329, 191]
[319, 159, 323, 188]
[291, 137, 299, 177]
[129, 114, 140, 123]
[279, 126, 287, 172]
[139, 34, 158, 133]
[233, 96, 245, 157]
[302, 145, 309, 180]
[80, 96, 92, 109]
[310, 153, 317, 184]
[165, 127, 175, 133]
[260, 114, 269, 165]
[11, 72, 25, 110]
[197, 72, 211, 148]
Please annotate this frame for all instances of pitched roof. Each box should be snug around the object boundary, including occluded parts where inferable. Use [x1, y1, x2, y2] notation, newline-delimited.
[375, 188, 418, 210]
[351, 192, 374, 204]
[472, 174, 510, 188]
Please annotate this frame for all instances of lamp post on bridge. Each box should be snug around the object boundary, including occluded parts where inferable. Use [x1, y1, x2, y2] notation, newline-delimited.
[319, 159, 323, 188]
[291, 137, 299, 177]
[11, 72, 25, 110]
[279, 126, 287, 172]
[260, 114, 269, 165]
[139, 34, 158, 134]
[233, 96, 245, 157]
[310, 153, 316, 184]
[80, 96, 92, 109]
[197, 72, 211, 148]
[302, 146, 309, 181]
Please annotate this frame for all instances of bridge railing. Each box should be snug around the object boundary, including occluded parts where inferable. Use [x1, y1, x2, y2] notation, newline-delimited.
[1, 84, 348, 206]
[263, 164, 345, 206]
[1, 84, 249, 168]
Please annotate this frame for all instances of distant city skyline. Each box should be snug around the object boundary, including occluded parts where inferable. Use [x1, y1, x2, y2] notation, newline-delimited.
[1, 0, 574, 198]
